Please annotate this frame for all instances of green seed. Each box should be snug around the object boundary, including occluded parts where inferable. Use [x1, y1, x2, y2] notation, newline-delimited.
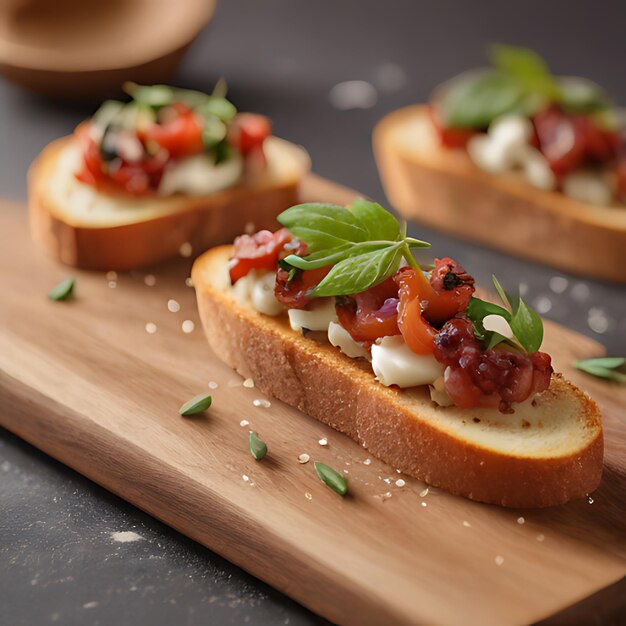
[48, 277, 75, 301]
[179, 393, 212, 416]
[249, 431, 268, 460]
[314, 461, 348, 496]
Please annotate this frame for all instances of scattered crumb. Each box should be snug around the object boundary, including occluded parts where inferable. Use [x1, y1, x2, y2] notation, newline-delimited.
[318, 438, 328, 446]
[185, 277, 194, 287]
[495, 555, 504, 566]
[421, 501, 427, 507]
[239, 420, 250, 428]
[419, 488, 429, 498]
[144, 274, 156, 287]
[588, 496, 594, 504]
[463, 521, 471, 528]
[305, 492, 313, 500]
[517, 517, 525, 525]
[167, 299, 180, 313]
[243, 378, 255, 388]
[395, 479, 406, 488]
[182, 320, 195, 333]
[111, 531, 143, 543]
[343, 469, 349, 474]
[536, 534, 545, 542]
[145, 322, 157, 334]
[208, 381, 219, 389]
[179, 242, 193, 258]
[383, 477, 392, 484]
[253, 399, 271, 408]
[363, 458, 372, 466]
[297, 453, 310, 464]
[83, 601, 99, 609]
[395, 468, 402, 474]
[242, 475, 249, 483]
[106, 271, 117, 281]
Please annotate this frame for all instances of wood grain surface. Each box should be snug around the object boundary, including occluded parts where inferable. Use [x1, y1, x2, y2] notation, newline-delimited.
[1, 177, 625, 626]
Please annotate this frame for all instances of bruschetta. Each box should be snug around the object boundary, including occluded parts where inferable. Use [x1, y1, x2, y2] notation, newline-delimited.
[374, 45, 626, 282]
[29, 83, 310, 270]
[192, 199, 603, 507]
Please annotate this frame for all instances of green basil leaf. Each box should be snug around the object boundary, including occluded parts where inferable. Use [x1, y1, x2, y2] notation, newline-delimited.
[201, 116, 227, 149]
[48, 277, 75, 302]
[284, 242, 390, 271]
[311, 244, 403, 298]
[314, 461, 348, 496]
[124, 82, 174, 108]
[348, 199, 400, 242]
[179, 393, 212, 416]
[197, 97, 237, 121]
[557, 76, 611, 114]
[574, 357, 626, 384]
[490, 44, 558, 99]
[440, 70, 524, 129]
[465, 297, 511, 342]
[248, 431, 268, 460]
[509, 297, 543, 354]
[277, 203, 369, 252]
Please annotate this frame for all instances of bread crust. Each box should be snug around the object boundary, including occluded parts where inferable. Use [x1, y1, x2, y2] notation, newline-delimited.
[374, 105, 626, 283]
[28, 136, 309, 271]
[193, 246, 604, 508]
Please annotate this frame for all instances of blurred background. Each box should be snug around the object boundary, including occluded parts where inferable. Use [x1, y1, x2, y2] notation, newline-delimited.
[1, 1, 625, 624]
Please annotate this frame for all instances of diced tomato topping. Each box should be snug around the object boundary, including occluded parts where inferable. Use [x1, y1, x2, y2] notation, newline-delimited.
[274, 266, 331, 310]
[533, 106, 619, 180]
[434, 317, 553, 412]
[228, 113, 271, 156]
[229, 228, 297, 284]
[335, 277, 401, 343]
[139, 105, 204, 159]
[428, 105, 479, 149]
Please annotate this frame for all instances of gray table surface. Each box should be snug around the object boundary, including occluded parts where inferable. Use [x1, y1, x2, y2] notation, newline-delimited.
[1, 1, 625, 624]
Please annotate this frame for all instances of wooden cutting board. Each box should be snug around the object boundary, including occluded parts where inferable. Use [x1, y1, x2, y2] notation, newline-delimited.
[1, 176, 625, 626]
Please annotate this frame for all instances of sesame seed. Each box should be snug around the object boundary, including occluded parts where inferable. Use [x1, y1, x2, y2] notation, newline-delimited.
[318, 438, 328, 446]
[419, 488, 429, 497]
[297, 453, 310, 464]
[239, 420, 250, 428]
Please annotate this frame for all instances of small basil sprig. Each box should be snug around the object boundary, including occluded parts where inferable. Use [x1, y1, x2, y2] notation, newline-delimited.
[277, 200, 430, 297]
[248, 432, 268, 460]
[48, 277, 75, 302]
[466, 276, 543, 354]
[574, 357, 626, 384]
[439, 44, 610, 129]
[314, 462, 348, 496]
[179, 393, 212, 416]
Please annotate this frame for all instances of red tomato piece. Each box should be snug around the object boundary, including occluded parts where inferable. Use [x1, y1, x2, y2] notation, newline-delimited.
[140, 107, 204, 159]
[228, 113, 271, 156]
[335, 277, 401, 343]
[274, 266, 330, 310]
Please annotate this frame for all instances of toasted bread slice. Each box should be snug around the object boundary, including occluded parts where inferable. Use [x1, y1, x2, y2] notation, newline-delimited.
[374, 105, 626, 283]
[28, 136, 310, 270]
[192, 246, 603, 508]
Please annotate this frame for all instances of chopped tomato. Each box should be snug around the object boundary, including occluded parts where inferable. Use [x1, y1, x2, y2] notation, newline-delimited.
[428, 105, 479, 149]
[335, 277, 401, 343]
[229, 228, 296, 284]
[139, 106, 204, 159]
[228, 113, 271, 156]
[274, 266, 330, 310]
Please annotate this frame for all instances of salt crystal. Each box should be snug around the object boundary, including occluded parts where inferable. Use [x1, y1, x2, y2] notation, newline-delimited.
[395, 479, 406, 487]
[253, 399, 271, 408]
[421, 501, 428, 507]
[111, 531, 143, 543]
[208, 381, 219, 389]
[239, 420, 250, 428]
[318, 438, 328, 446]
[179, 242, 193, 258]
[145, 322, 157, 334]
[363, 458, 372, 466]
[182, 320, 195, 333]
[383, 478, 392, 484]
[395, 468, 402, 474]
[242, 475, 249, 482]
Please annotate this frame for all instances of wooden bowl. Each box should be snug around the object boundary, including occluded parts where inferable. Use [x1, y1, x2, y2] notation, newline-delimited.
[0, 0, 216, 99]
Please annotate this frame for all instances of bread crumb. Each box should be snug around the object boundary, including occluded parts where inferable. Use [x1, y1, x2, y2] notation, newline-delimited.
[297, 453, 310, 464]
[318, 438, 328, 446]
[239, 420, 250, 428]
[145, 322, 157, 334]
[395, 479, 406, 487]
[363, 458, 372, 466]
[305, 492, 313, 500]
[243, 378, 255, 388]
[242, 474, 249, 482]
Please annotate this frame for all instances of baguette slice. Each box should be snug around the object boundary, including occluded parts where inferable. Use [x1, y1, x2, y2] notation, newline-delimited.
[192, 246, 603, 508]
[29, 135, 310, 271]
[374, 105, 626, 283]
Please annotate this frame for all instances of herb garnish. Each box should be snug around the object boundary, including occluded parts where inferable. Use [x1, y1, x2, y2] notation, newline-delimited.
[48, 277, 75, 302]
[466, 276, 544, 354]
[314, 461, 348, 496]
[574, 357, 626, 384]
[277, 200, 430, 297]
[248, 431, 268, 460]
[179, 393, 212, 416]
[440, 45, 611, 129]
